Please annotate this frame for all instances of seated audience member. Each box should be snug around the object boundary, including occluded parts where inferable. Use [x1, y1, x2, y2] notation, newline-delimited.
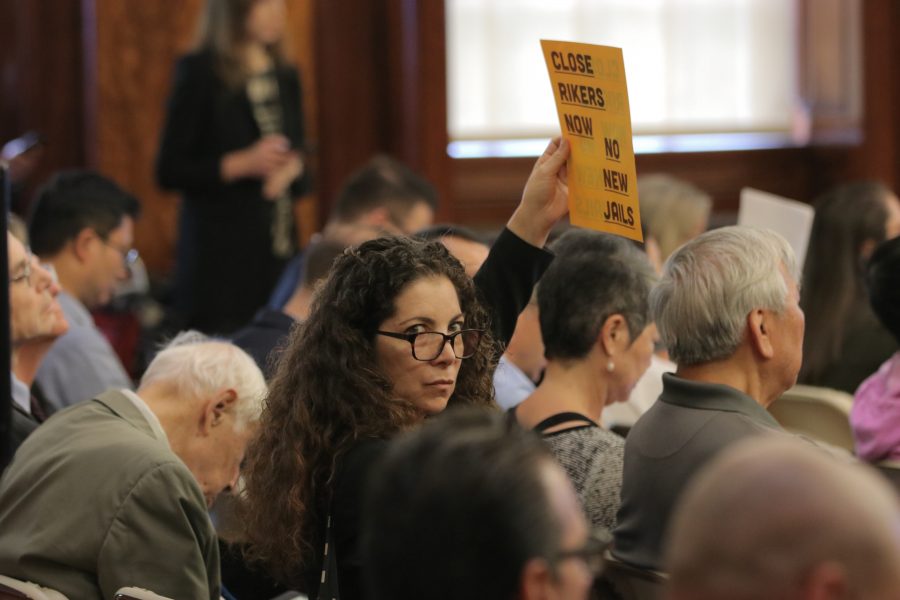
[363, 409, 603, 600]
[800, 181, 900, 392]
[493, 292, 545, 409]
[637, 174, 711, 268]
[851, 236, 900, 461]
[602, 226, 676, 430]
[28, 170, 140, 412]
[417, 223, 490, 278]
[0, 332, 266, 600]
[7, 227, 69, 423]
[513, 230, 656, 533]
[666, 437, 900, 600]
[418, 225, 546, 409]
[233, 238, 346, 378]
[614, 226, 806, 570]
[268, 155, 438, 308]
[5, 232, 67, 453]
[239, 138, 570, 600]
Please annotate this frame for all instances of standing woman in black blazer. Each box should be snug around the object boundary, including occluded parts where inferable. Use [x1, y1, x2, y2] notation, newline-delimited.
[157, 0, 310, 334]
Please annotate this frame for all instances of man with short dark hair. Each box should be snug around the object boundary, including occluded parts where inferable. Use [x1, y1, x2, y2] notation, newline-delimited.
[363, 409, 603, 600]
[268, 155, 436, 307]
[233, 239, 346, 378]
[28, 170, 141, 412]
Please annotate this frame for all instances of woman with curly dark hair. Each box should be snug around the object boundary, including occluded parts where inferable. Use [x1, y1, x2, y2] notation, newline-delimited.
[240, 139, 571, 599]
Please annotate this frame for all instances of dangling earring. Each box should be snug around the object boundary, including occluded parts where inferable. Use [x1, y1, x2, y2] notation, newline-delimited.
[606, 360, 615, 373]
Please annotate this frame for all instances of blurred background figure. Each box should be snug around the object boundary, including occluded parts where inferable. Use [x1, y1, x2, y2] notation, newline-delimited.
[28, 170, 140, 413]
[417, 224, 489, 278]
[799, 181, 900, 393]
[232, 238, 346, 379]
[636, 174, 712, 270]
[666, 437, 900, 600]
[156, 0, 311, 335]
[267, 155, 437, 309]
[850, 235, 900, 462]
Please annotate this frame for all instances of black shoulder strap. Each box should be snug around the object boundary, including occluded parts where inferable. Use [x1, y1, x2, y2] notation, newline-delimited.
[533, 411, 597, 433]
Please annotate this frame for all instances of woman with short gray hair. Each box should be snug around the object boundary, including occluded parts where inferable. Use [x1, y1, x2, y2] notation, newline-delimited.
[513, 229, 657, 534]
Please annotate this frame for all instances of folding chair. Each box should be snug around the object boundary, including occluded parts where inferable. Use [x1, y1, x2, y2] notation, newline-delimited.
[767, 384, 855, 452]
[113, 588, 173, 600]
[0, 576, 68, 600]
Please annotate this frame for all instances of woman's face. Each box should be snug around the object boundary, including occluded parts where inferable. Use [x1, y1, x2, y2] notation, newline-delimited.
[607, 322, 658, 405]
[245, 0, 286, 46]
[375, 275, 465, 416]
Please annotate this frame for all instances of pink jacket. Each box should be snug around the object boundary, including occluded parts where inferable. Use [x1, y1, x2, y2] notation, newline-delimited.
[851, 352, 900, 461]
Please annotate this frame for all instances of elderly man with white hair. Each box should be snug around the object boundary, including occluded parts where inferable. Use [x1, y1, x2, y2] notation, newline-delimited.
[0, 332, 266, 600]
[666, 437, 900, 600]
[612, 226, 806, 571]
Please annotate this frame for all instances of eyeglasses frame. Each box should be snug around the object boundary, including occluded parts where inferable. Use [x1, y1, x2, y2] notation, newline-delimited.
[375, 328, 484, 361]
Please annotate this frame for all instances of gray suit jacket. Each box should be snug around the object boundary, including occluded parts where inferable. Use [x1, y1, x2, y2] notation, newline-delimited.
[612, 374, 786, 570]
[0, 390, 219, 599]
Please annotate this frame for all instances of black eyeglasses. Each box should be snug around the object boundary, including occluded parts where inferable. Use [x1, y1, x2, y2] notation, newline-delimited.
[375, 329, 483, 361]
[551, 532, 610, 576]
[101, 237, 139, 269]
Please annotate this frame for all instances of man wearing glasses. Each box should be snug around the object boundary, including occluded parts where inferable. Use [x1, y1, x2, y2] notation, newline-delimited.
[363, 409, 606, 600]
[5, 232, 66, 454]
[27, 170, 140, 413]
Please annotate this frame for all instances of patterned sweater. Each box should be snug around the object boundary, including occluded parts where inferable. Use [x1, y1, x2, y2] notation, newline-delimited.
[543, 425, 625, 533]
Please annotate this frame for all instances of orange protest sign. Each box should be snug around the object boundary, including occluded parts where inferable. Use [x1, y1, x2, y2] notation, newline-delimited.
[541, 40, 642, 241]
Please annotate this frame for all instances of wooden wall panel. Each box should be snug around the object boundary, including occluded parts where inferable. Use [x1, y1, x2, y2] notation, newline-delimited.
[313, 0, 452, 220]
[313, 0, 390, 214]
[0, 0, 85, 215]
[86, 0, 201, 274]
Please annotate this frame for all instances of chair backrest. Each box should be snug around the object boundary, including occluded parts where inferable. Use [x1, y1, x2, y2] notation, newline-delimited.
[0, 576, 68, 600]
[768, 384, 855, 452]
[113, 588, 173, 600]
[595, 552, 667, 600]
[874, 459, 900, 494]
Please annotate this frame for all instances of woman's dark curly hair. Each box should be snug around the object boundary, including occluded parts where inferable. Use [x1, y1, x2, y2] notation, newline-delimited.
[239, 236, 497, 582]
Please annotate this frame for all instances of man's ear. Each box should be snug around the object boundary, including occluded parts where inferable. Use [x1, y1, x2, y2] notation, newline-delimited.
[519, 557, 554, 600]
[199, 388, 238, 435]
[72, 227, 96, 263]
[747, 309, 775, 359]
[599, 314, 629, 357]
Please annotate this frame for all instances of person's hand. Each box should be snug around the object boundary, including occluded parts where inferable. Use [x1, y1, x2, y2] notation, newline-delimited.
[506, 137, 570, 248]
[262, 152, 304, 200]
[221, 134, 290, 181]
[245, 134, 291, 177]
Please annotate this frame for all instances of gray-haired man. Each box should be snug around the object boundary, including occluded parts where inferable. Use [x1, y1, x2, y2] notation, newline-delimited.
[0, 332, 266, 600]
[613, 226, 806, 570]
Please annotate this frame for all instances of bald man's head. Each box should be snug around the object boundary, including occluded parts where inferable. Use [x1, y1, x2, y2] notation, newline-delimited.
[666, 437, 900, 600]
